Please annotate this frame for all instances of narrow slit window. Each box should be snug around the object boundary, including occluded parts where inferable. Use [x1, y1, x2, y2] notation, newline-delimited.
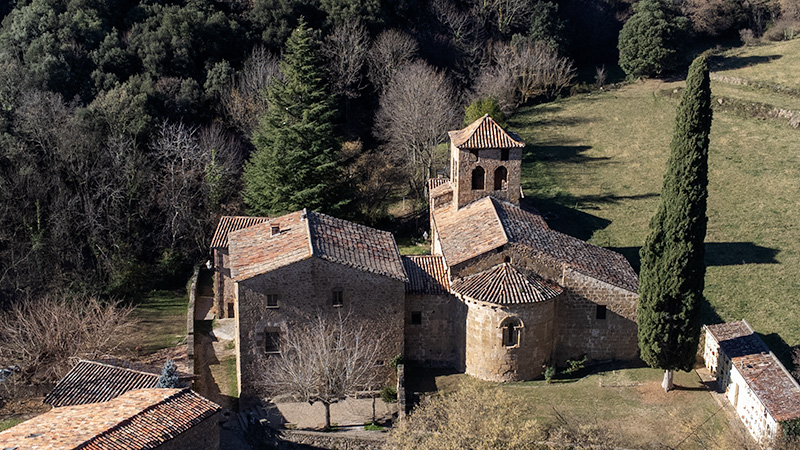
[501, 149, 509, 161]
[502, 318, 522, 347]
[332, 289, 344, 307]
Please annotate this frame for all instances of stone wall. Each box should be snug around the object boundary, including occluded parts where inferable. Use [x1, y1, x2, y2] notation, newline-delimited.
[213, 248, 236, 319]
[553, 269, 638, 364]
[276, 429, 385, 449]
[463, 297, 556, 381]
[236, 257, 405, 398]
[154, 412, 220, 450]
[404, 294, 465, 369]
[452, 144, 522, 209]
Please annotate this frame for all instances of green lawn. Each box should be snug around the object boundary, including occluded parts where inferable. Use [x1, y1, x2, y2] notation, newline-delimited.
[511, 54, 800, 357]
[0, 417, 25, 432]
[128, 289, 189, 354]
[711, 39, 800, 89]
[424, 368, 733, 449]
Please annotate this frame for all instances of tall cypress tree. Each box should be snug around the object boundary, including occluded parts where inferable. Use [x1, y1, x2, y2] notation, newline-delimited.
[243, 19, 347, 216]
[637, 56, 712, 392]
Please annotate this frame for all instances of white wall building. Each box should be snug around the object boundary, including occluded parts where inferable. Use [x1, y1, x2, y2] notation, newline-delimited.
[703, 320, 800, 444]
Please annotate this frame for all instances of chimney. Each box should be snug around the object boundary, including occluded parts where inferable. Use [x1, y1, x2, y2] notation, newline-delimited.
[270, 224, 280, 236]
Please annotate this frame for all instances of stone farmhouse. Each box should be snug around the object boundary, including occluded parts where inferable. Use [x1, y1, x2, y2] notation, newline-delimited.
[210, 115, 640, 396]
[703, 320, 800, 443]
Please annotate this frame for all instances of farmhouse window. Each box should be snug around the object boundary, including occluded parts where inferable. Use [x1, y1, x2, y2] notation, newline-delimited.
[332, 288, 344, 307]
[266, 293, 278, 308]
[501, 149, 509, 161]
[411, 311, 422, 325]
[265, 331, 281, 353]
[596, 305, 607, 320]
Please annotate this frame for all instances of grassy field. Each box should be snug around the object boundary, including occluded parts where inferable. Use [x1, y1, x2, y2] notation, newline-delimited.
[420, 367, 737, 449]
[511, 39, 800, 358]
[127, 289, 189, 355]
[710, 39, 800, 89]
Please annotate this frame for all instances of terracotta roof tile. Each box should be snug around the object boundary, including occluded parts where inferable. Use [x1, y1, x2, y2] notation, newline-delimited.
[210, 216, 270, 248]
[433, 197, 638, 292]
[44, 360, 160, 407]
[448, 115, 525, 149]
[494, 200, 639, 292]
[403, 256, 450, 294]
[0, 389, 219, 450]
[433, 197, 508, 266]
[228, 210, 407, 282]
[228, 210, 311, 281]
[451, 263, 562, 304]
[706, 321, 800, 422]
[308, 211, 407, 282]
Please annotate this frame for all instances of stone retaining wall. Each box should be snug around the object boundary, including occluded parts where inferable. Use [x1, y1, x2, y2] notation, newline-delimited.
[277, 430, 385, 450]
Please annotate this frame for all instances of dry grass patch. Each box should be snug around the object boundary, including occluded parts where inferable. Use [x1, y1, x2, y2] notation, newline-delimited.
[711, 39, 800, 89]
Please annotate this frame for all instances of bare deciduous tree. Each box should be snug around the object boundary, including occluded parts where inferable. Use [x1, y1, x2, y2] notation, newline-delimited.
[476, 40, 575, 114]
[472, 0, 534, 36]
[258, 314, 390, 430]
[341, 140, 404, 223]
[221, 46, 281, 136]
[367, 30, 418, 94]
[322, 20, 370, 99]
[374, 61, 460, 201]
[388, 386, 545, 450]
[0, 295, 136, 384]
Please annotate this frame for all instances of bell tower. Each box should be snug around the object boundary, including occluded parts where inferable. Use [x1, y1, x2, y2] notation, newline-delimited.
[448, 115, 525, 210]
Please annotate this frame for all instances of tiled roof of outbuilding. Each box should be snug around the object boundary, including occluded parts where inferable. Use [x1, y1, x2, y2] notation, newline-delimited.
[44, 360, 160, 407]
[0, 389, 219, 450]
[706, 321, 800, 422]
[403, 255, 450, 295]
[448, 115, 525, 149]
[210, 216, 270, 248]
[432, 197, 638, 292]
[451, 263, 562, 304]
[228, 209, 407, 282]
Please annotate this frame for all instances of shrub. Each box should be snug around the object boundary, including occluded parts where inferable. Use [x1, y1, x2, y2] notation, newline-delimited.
[618, 0, 691, 78]
[739, 28, 758, 46]
[544, 365, 556, 383]
[764, 18, 800, 41]
[380, 385, 398, 403]
[464, 98, 508, 128]
[562, 355, 588, 376]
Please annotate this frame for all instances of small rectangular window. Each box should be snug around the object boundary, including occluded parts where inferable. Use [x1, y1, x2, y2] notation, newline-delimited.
[501, 149, 509, 161]
[411, 311, 422, 325]
[265, 332, 281, 353]
[266, 294, 278, 308]
[332, 289, 343, 307]
[596, 305, 607, 320]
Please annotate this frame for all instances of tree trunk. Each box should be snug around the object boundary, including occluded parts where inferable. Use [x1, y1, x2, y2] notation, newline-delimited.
[323, 402, 332, 430]
[372, 396, 376, 424]
[662, 369, 674, 392]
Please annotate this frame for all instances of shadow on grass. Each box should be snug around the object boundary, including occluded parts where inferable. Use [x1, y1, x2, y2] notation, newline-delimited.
[710, 54, 783, 72]
[522, 197, 612, 242]
[608, 242, 779, 274]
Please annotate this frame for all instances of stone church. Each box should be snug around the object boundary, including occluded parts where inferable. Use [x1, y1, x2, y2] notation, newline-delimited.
[210, 115, 639, 397]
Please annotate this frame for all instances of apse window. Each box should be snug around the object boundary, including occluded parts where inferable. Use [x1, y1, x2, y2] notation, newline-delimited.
[596, 305, 607, 320]
[502, 318, 522, 347]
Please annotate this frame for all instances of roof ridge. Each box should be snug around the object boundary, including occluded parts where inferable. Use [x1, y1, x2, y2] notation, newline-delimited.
[79, 359, 161, 378]
[489, 197, 510, 247]
[303, 208, 315, 257]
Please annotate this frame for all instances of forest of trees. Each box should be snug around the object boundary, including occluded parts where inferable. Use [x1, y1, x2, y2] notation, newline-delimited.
[0, 0, 797, 305]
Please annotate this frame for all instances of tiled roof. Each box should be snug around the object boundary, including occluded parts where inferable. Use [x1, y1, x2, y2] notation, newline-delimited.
[448, 115, 525, 149]
[432, 197, 638, 292]
[210, 216, 270, 248]
[403, 256, 450, 294]
[494, 200, 639, 292]
[451, 263, 562, 304]
[0, 389, 220, 450]
[44, 360, 159, 407]
[706, 321, 800, 422]
[433, 197, 509, 266]
[228, 209, 407, 282]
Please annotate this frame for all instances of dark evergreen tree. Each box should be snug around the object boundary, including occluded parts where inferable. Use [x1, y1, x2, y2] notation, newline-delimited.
[637, 56, 712, 392]
[618, 0, 690, 78]
[243, 19, 347, 216]
[156, 359, 180, 388]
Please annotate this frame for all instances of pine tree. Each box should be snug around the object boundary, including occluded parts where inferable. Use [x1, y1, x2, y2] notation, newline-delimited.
[243, 19, 347, 216]
[637, 56, 712, 392]
[618, 0, 690, 78]
[156, 359, 180, 388]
